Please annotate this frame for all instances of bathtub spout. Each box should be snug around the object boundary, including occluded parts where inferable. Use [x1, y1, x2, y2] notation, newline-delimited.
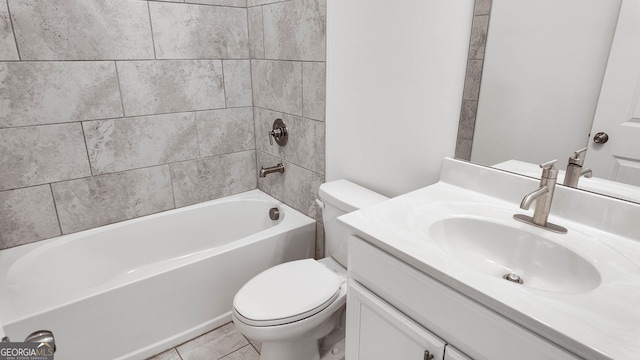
[259, 163, 285, 178]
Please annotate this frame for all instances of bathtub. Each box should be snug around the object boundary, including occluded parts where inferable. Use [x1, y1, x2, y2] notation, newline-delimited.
[0, 190, 315, 360]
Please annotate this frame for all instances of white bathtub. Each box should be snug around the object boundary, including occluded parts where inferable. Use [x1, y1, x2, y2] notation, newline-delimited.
[0, 190, 315, 360]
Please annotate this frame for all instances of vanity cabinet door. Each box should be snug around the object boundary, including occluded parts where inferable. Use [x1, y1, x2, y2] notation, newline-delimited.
[346, 280, 446, 360]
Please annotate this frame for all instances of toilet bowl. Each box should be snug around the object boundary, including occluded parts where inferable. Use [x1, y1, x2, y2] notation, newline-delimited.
[231, 180, 388, 360]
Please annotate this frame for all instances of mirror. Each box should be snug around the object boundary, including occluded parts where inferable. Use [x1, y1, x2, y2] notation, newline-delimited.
[455, 0, 640, 204]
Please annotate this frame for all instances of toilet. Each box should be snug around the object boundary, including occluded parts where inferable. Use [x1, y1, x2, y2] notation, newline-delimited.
[232, 179, 388, 360]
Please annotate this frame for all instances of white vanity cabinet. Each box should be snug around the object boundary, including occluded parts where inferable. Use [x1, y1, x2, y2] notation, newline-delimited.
[346, 280, 447, 360]
[347, 235, 581, 360]
[347, 279, 471, 360]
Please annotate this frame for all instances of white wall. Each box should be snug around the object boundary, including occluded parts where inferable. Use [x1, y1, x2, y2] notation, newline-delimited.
[471, 0, 621, 169]
[326, 0, 474, 197]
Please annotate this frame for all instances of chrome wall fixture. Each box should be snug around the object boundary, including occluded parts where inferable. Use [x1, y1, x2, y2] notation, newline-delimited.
[259, 163, 285, 178]
[269, 118, 288, 146]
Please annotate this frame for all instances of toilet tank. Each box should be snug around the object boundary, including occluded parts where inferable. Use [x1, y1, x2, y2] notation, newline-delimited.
[318, 180, 388, 267]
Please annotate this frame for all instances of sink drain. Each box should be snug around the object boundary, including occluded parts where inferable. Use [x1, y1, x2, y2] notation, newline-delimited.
[503, 272, 523, 284]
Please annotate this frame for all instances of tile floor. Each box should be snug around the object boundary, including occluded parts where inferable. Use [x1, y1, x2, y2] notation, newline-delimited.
[146, 322, 261, 360]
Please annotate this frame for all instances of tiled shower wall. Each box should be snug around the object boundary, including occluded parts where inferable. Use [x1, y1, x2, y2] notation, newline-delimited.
[248, 0, 327, 257]
[455, 0, 492, 160]
[0, 0, 256, 249]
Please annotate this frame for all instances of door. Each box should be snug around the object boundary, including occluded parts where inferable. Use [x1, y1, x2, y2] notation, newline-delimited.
[586, 0, 640, 186]
[346, 281, 446, 360]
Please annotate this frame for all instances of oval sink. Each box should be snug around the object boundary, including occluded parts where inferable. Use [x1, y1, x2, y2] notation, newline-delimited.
[429, 217, 601, 293]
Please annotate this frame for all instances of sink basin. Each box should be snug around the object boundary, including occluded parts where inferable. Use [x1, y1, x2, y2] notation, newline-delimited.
[429, 217, 602, 293]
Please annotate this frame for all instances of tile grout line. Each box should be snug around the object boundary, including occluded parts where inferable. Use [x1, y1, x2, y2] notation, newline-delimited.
[221, 60, 228, 109]
[5, 0, 21, 60]
[48, 183, 64, 237]
[113, 61, 128, 118]
[260, 5, 266, 59]
[0, 100, 254, 132]
[79, 121, 96, 177]
[147, 1, 158, 60]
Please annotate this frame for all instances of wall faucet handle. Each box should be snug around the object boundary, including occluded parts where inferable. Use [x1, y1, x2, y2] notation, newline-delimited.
[268, 118, 288, 146]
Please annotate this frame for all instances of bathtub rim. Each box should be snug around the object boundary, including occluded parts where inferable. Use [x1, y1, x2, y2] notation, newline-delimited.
[0, 189, 316, 326]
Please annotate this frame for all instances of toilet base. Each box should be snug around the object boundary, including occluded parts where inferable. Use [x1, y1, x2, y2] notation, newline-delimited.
[250, 306, 345, 360]
[260, 338, 322, 360]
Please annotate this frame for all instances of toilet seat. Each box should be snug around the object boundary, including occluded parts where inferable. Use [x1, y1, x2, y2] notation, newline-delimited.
[233, 259, 343, 327]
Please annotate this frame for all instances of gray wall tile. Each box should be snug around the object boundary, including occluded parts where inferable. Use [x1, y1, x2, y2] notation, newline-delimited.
[257, 151, 323, 221]
[263, 0, 325, 61]
[248, 0, 287, 7]
[9, 0, 154, 60]
[302, 62, 325, 121]
[117, 60, 226, 116]
[469, 15, 489, 60]
[0, 124, 91, 191]
[84, 112, 199, 175]
[253, 107, 285, 158]
[252, 60, 302, 115]
[475, 0, 492, 15]
[223, 60, 253, 107]
[52, 166, 174, 234]
[282, 114, 324, 174]
[187, 0, 247, 7]
[455, 138, 473, 161]
[0, 62, 123, 128]
[458, 100, 477, 140]
[0, 0, 18, 60]
[0, 185, 61, 250]
[196, 107, 255, 157]
[150, 2, 248, 60]
[462, 59, 484, 101]
[248, 6, 265, 59]
[315, 221, 324, 259]
[171, 151, 257, 208]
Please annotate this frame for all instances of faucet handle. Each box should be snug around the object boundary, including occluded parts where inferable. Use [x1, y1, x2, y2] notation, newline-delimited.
[573, 147, 588, 158]
[568, 147, 588, 166]
[539, 159, 558, 170]
[539, 159, 559, 179]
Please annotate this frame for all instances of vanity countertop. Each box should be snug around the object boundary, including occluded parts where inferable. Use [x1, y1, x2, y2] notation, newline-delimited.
[339, 158, 640, 360]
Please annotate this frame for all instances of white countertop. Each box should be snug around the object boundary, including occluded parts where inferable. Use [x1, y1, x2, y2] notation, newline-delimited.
[339, 159, 640, 360]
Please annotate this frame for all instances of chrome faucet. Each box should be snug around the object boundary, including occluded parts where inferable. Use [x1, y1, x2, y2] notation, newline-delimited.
[259, 163, 285, 178]
[563, 147, 592, 188]
[513, 160, 567, 234]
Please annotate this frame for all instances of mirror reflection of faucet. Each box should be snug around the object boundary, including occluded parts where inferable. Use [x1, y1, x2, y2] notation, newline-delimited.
[514, 159, 568, 234]
[563, 147, 593, 188]
[259, 163, 285, 178]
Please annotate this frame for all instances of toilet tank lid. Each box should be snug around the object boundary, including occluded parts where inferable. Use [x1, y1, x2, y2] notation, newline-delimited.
[319, 179, 389, 213]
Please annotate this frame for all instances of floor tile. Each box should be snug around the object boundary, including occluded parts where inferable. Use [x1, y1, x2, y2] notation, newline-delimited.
[147, 348, 181, 360]
[177, 323, 249, 360]
[219, 345, 260, 360]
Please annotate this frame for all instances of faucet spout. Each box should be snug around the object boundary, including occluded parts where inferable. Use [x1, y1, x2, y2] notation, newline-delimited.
[513, 160, 567, 234]
[259, 163, 285, 178]
[581, 168, 593, 178]
[519, 186, 549, 210]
